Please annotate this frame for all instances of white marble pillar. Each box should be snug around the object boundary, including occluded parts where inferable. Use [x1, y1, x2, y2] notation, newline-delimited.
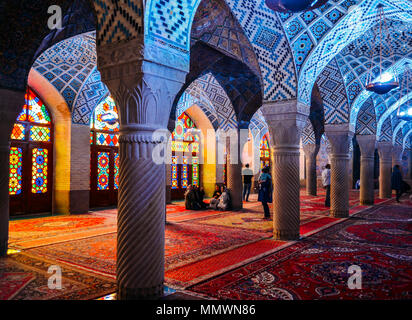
[357, 135, 377, 205]
[378, 142, 393, 199]
[97, 39, 186, 299]
[325, 125, 354, 218]
[303, 143, 320, 196]
[0, 89, 25, 256]
[261, 100, 308, 240]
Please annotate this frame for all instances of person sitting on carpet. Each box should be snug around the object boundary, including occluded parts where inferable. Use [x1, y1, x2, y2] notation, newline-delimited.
[217, 186, 231, 211]
[209, 185, 222, 210]
[194, 186, 207, 209]
[185, 185, 201, 210]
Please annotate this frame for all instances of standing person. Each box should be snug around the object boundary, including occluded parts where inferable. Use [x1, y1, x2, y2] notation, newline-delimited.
[242, 164, 254, 202]
[258, 166, 272, 219]
[391, 165, 403, 203]
[322, 164, 331, 207]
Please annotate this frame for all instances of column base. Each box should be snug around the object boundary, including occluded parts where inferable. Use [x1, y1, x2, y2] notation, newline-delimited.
[0, 238, 7, 257]
[273, 230, 300, 241]
[117, 284, 164, 300]
[360, 200, 374, 206]
[331, 210, 349, 218]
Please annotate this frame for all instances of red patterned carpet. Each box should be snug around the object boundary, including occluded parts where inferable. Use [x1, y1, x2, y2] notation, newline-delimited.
[189, 201, 412, 300]
[2, 190, 400, 299]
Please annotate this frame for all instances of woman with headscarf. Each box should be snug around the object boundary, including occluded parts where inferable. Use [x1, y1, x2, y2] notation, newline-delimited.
[217, 185, 231, 211]
[258, 166, 272, 219]
[391, 165, 403, 203]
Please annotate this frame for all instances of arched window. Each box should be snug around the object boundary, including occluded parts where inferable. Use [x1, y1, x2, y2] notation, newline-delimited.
[171, 112, 201, 200]
[260, 134, 270, 169]
[9, 88, 53, 216]
[90, 96, 119, 207]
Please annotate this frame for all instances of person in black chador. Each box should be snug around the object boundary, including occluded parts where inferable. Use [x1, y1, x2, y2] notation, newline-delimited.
[209, 185, 222, 209]
[185, 185, 200, 210]
[194, 186, 207, 209]
[391, 165, 403, 203]
[258, 166, 272, 219]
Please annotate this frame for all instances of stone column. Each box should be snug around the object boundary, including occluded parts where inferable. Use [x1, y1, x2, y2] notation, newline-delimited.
[357, 135, 377, 205]
[302, 143, 320, 196]
[392, 145, 403, 167]
[377, 142, 393, 199]
[0, 89, 25, 256]
[226, 130, 243, 210]
[261, 100, 308, 240]
[97, 39, 186, 299]
[325, 125, 354, 218]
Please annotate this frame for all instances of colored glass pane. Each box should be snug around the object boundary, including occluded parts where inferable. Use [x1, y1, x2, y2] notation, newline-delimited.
[97, 152, 110, 190]
[9, 147, 23, 195]
[31, 148, 48, 194]
[11, 124, 25, 140]
[192, 157, 199, 187]
[171, 156, 178, 189]
[114, 152, 119, 190]
[91, 96, 119, 132]
[29, 126, 51, 142]
[96, 132, 119, 146]
[26, 89, 51, 124]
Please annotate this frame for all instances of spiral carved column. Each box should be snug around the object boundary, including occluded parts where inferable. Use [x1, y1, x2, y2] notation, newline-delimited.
[303, 143, 320, 196]
[97, 38, 186, 299]
[0, 89, 25, 256]
[357, 135, 376, 205]
[326, 127, 353, 218]
[0, 144, 10, 256]
[261, 100, 308, 240]
[226, 131, 244, 210]
[378, 142, 393, 199]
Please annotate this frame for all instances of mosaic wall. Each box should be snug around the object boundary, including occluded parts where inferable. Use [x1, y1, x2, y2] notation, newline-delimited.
[188, 73, 238, 131]
[379, 116, 393, 142]
[191, 0, 261, 79]
[32, 32, 97, 110]
[297, 0, 412, 106]
[72, 67, 109, 125]
[302, 118, 317, 145]
[316, 135, 331, 177]
[226, 0, 298, 101]
[316, 57, 349, 124]
[93, 0, 143, 45]
[356, 97, 376, 135]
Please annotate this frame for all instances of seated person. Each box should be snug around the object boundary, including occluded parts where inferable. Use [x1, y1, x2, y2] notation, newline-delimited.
[217, 186, 231, 211]
[185, 185, 200, 210]
[209, 185, 222, 210]
[195, 186, 207, 209]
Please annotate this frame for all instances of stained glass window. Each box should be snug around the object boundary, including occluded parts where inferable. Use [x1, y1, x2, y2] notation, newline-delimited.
[260, 135, 271, 169]
[29, 126, 51, 142]
[11, 124, 25, 140]
[192, 157, 199, 187]
[31, 148, 49, 194]
[114, 152, 119, 190]
[91, 96, 119, 132]
[96, 132, 119, 147]
[97, 152, 110, 191]
[9, 147, 23, 195]
[9, 88, 53, 200]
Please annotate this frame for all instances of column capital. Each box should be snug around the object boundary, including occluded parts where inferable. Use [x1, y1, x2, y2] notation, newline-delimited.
[96, 39, 187, 133]
[302, 143, 320, 158]
[325, 127, 354, 157]
[260, 100, 309, 147]
[357, 134, 377, 158]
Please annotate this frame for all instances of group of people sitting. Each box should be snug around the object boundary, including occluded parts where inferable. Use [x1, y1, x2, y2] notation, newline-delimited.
[184, 185, 207, 210]
[184, 184, 232, 211]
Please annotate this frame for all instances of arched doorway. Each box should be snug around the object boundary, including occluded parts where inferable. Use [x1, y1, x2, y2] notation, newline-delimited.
[260, 134, 270, 169]
[9, 88, 53, 216]
[90, 96, 119, 208]
[171, 112, 201, 200]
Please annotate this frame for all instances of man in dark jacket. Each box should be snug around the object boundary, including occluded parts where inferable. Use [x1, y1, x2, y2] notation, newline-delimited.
[391, 165, 403, 203]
